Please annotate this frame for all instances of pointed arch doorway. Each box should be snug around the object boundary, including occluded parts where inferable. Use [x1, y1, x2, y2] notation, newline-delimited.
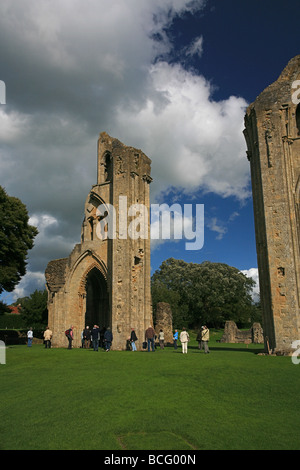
[85, 267, 109, 328]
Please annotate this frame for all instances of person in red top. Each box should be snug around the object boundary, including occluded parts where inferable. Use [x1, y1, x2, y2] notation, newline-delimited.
[145, 325, 155, 352]
[66, 326, 74, 349]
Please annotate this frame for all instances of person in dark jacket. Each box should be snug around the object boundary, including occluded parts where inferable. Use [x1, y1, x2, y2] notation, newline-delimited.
[104, 327, 113, 351]
[83, 326, 91, 349]
[91, 325, 100, 351]
[130, 328, 138, 351]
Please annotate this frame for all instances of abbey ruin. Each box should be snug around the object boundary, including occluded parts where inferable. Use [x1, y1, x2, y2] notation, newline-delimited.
[45, 133, 153, 349]
[45, 57, 299, 354]
[244, 55, 300, 354]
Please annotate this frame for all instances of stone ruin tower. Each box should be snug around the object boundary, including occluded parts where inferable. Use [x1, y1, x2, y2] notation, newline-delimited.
[244, 56, 300, 354]
[45, 132, 153, 349]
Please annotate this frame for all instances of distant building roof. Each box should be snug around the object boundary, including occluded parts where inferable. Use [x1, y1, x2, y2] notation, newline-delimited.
[8, 305, 21, 314]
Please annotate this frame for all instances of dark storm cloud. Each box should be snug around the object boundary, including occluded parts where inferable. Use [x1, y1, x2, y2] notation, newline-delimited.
[0, 0, 253, 299]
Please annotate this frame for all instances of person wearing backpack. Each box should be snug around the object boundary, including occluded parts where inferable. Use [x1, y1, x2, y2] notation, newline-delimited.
[65, 326, 74, 349]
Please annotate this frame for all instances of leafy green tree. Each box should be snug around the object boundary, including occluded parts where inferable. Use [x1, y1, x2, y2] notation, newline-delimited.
[151, 280, 190, 327]
[151, 258, 256, 328]
[21, 290, 48, 327]
[0, 186, 38, 294]
[0, 300, 10, 315]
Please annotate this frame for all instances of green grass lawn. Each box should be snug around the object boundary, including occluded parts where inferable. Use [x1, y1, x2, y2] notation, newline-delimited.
[1, 332, 299, 450]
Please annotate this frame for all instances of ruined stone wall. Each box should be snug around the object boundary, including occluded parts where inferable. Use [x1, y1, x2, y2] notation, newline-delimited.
[244, 56, 300, 353]
[154, 302, 174, 344]
[220, 321, 264, 344]
[46, 133, 153, 349]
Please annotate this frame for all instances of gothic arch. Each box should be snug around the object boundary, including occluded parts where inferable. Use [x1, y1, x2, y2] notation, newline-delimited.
[77, 257, 108, 296]
[99, 150, 113, 182]
[70, 250, 108, 291]
[81, 264, 109, 328]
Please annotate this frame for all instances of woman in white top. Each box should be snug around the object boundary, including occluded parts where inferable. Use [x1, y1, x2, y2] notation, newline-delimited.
[158, 329, 164, 349]
[180, 327, 189, 354]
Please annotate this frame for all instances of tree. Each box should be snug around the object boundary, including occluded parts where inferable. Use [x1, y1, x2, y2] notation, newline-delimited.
[0, 186, 38, 294]
[151, 258, 256, 328]
[21, 290, 48, 326]
[151, 279, 190, 327]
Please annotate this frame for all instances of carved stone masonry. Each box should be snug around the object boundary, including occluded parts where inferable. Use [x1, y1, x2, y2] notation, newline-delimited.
[244, 55, 300, 354]
[45, 133, 153, 349]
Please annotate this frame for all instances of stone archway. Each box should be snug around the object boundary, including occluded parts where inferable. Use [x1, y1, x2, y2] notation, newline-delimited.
[85, 266, 109, 328]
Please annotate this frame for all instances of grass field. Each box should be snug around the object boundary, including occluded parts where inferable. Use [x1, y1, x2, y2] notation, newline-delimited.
[1, 331, 299, 450]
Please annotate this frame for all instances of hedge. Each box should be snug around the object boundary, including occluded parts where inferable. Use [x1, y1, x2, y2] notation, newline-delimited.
[0, 328, 45, 345]
[0, 314, 46, 330]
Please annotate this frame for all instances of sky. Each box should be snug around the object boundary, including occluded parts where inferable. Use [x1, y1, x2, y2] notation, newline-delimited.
[0, 0, 299, 305]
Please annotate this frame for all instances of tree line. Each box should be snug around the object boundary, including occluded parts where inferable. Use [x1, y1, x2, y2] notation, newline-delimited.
[152, 258, 261, 329]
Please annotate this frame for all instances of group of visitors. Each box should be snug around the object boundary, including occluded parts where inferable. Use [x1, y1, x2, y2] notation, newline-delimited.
[27, 324, 209, 354]
[26, 326, 53, 348]
[143, 325, 210, 354]
[80, 325, 113, 351]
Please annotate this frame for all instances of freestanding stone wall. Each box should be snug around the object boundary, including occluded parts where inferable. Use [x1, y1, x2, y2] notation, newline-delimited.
[46, 132, 153, 349]
[154, 302, 174, 345]
[220, 321, 264, 344]
[244, 56, 300, 354]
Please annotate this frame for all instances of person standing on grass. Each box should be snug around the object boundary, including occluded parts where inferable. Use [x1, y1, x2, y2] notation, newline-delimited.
[130, 328, 138, 351]
[104, 327, 113, 351]
[180, 327, 190, 354]
[43, 326, 53, 348]
[158, 329, 165, 349]
[91, 325, 100, 351]
[173, 329, 178, 350]
[27, 328, 33, 347]
[83, 325, 91, 349]
[66, 326, 74, 349]
[202, 325, 210, 354]
[196, 329, 203, 350]
[145, 325, 156, 352]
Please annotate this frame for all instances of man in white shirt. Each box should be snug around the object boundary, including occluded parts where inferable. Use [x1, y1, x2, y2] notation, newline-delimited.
[27, 328, 33, 347]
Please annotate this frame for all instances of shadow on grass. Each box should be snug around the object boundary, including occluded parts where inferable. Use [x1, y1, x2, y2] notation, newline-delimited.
[167, 344, 265, 354]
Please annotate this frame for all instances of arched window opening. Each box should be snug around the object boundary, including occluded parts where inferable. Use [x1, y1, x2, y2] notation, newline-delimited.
[85, 268, 109, 328]
[104, 152, 113, 182]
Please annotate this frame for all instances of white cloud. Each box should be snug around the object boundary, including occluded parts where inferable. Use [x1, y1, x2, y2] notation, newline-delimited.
[114, 61, 249, 200]
[0, 109, 29, 143]
[0, 0, 252, 298]
[206, 217, 227, 240]
[185, 36, 204, 58]
[241, 268, 260, 302]
[9, 271, 46, 301]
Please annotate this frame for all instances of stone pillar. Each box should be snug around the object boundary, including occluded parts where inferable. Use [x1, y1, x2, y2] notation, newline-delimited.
[244, 55, 300, 354]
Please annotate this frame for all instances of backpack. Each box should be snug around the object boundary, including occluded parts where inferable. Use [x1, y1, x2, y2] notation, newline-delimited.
[65, 329, 70, 337]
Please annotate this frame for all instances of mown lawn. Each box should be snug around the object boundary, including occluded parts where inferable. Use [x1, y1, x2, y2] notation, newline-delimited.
[0, 333, 299, 450]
